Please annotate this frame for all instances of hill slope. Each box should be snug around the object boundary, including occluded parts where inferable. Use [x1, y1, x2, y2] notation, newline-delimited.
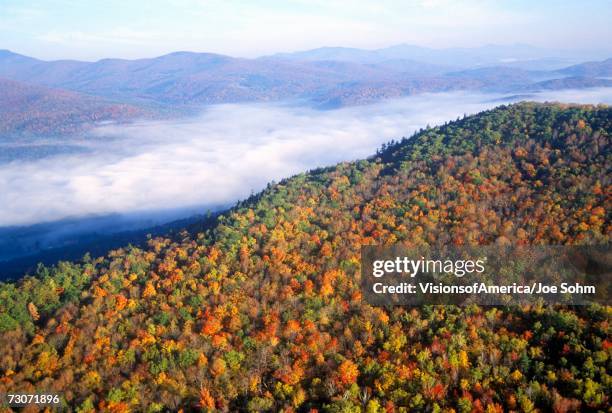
[0, 103, 610, 411]
[0, 78, 149, 137]
[559, 58, 612, 77]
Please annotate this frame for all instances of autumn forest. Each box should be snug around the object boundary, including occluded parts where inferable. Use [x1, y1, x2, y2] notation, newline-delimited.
[0, 103, 610, 412]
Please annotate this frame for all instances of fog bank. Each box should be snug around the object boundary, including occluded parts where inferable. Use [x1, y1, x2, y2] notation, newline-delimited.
[1, 89, 611, 227]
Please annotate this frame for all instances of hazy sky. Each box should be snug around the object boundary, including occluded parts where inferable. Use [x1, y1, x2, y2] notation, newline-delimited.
[1, 0, 611, 60]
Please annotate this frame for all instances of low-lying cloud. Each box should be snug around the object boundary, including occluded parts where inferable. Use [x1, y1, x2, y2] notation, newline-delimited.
[1, 89, 611, 227]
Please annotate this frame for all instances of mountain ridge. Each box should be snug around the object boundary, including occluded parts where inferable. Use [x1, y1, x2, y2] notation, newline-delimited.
[1, 48, 610, 104]
[1, 48, 611, 138]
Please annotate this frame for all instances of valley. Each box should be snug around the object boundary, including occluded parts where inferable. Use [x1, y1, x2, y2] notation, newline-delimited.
[2, 88, 611, 279]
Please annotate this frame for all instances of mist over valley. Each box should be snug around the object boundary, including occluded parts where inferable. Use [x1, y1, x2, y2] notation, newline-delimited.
[1, 45, 611, 275]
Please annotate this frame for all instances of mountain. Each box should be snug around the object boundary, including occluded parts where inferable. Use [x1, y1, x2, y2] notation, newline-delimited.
[443, 67, 612, 92]
[0, 103, 609, 411]
[0, 50, 366, 105]
[309, 77, 485, 108]
[297, 56, 452, 77]
[308, 65, 592, 108]
[0, 49, 87, 85]
[558, 57, 612, 77]
[523, 76, 612, 91]
[444, 66, 537, 83]
[272, 44, 592, 70]
[1, 49, 612, 115]
[0, 78, 149, 137]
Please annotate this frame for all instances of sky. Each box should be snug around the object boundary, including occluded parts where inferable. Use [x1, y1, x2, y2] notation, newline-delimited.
[0, 0, 611, 61]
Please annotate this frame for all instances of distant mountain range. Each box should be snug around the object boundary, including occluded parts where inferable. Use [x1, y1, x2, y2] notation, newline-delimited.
[558, 57, 612, 77]
[0, 45, 611, 137]
[270, 43, 597, 70]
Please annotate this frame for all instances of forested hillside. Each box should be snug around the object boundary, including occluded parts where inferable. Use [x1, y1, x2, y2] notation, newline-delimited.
[0, 103, 610, 412]
[0, 78, 149, 137]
